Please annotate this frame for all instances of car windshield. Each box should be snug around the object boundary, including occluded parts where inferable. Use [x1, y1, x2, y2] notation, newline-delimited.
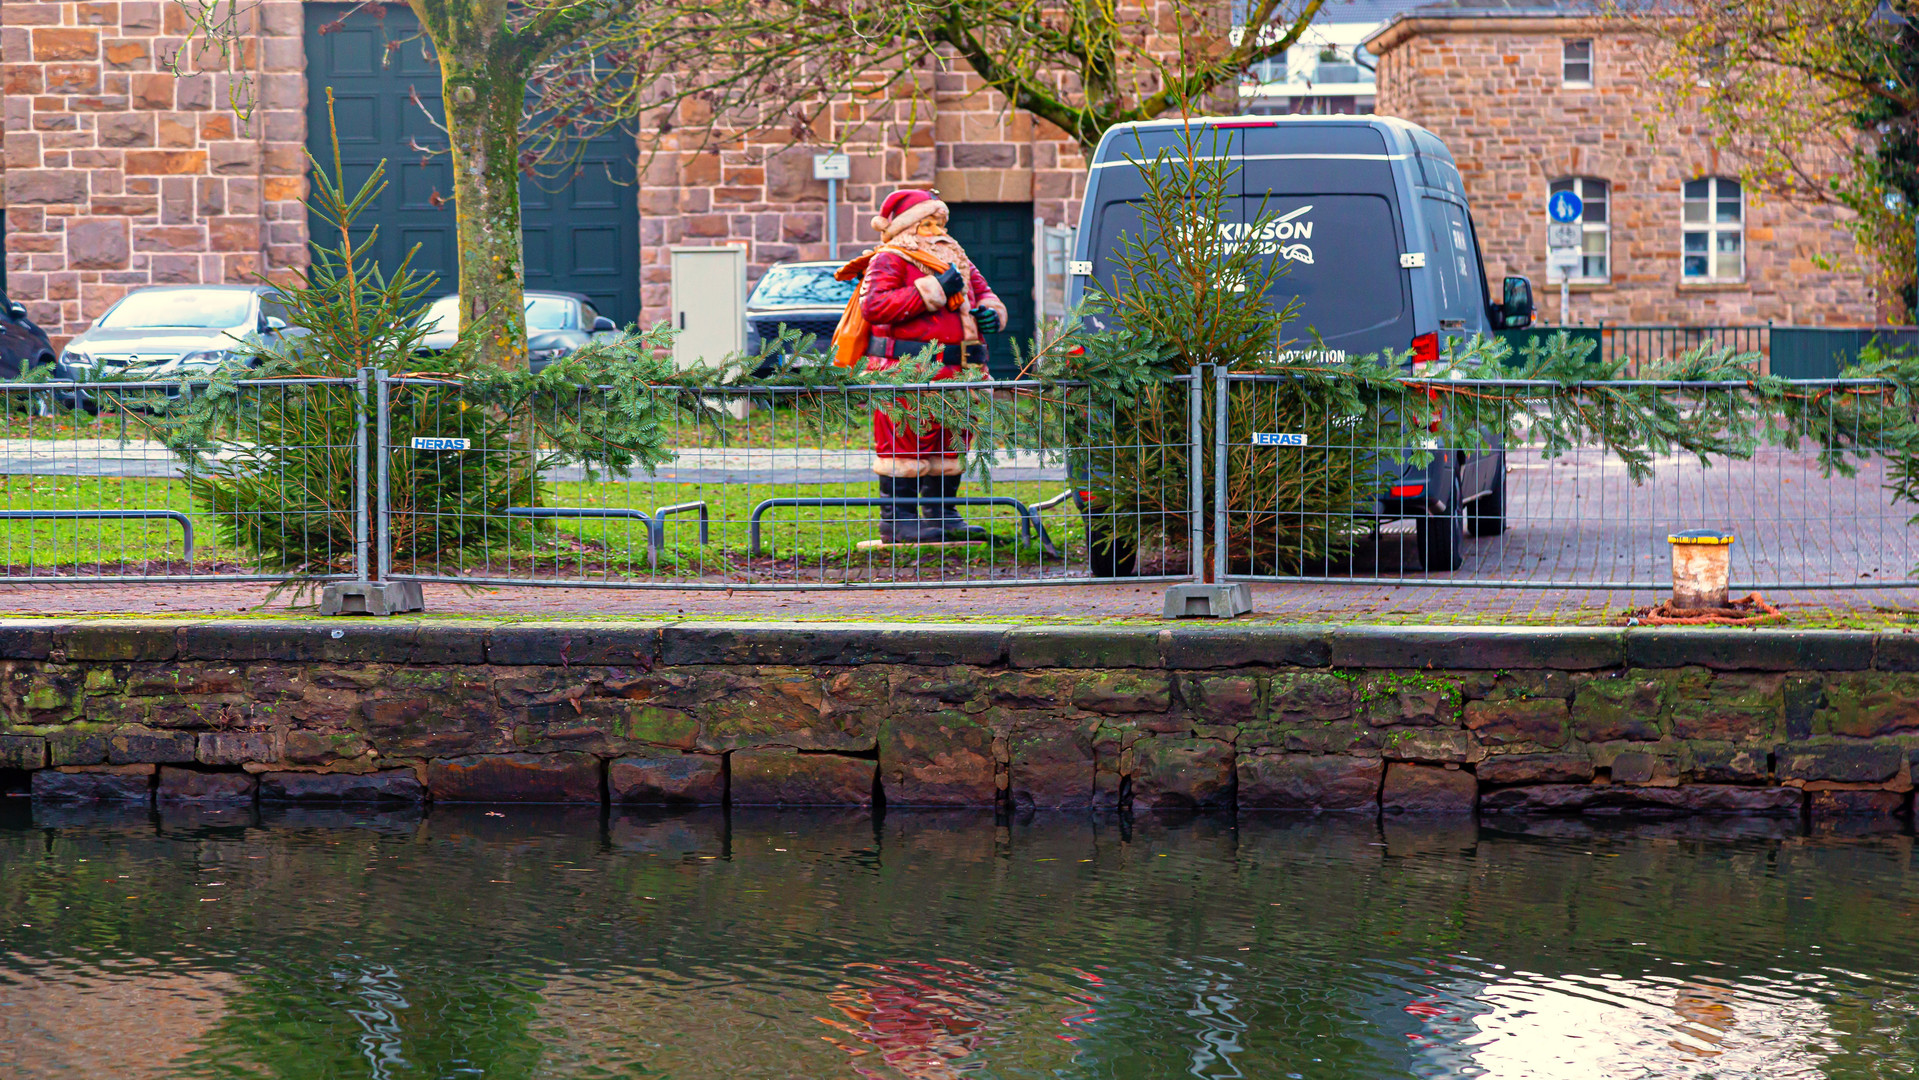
[418, 295, 572, 334]
[751, 265, 856, 307]
[524, 296, 574, 330]
[97, 290, 253, 330]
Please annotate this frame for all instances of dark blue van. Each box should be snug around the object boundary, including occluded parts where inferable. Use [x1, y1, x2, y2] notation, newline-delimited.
[1067, 115, 1535, 570]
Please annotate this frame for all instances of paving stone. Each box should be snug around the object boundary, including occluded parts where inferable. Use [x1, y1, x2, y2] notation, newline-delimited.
[1333, 627, 1622, 670]
[258, 769, 426, 804]
[1625, 630, 1874, 671]
[664, 623, 1006, 667]
[1006, 627, 1160, 669]
[1380, 763, 1477, 812]
[488, 623, 663, 666]
[1162, 627, 1329, 669]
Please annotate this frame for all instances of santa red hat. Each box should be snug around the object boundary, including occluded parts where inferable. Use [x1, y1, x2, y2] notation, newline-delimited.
[872, 188, 948, 241]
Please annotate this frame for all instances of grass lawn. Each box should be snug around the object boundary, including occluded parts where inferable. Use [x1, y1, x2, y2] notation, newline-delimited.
[0, 473, 1137, 580]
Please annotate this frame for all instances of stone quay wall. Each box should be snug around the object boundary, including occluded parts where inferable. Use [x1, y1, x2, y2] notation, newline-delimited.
[0, 621, 1914, 820]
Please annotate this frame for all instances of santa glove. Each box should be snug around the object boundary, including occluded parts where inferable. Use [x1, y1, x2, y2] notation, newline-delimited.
[935, 265, 965, 299]
[971, 307, 1002, 333]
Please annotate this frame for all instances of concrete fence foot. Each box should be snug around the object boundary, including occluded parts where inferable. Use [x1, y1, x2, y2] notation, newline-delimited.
[321, 581, 425, 616]
[1162, 583, 1252, 619]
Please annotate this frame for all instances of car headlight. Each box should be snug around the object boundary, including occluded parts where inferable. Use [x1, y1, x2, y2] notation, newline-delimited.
[60, 350, 93, 374]
[528, 346, 568, 362]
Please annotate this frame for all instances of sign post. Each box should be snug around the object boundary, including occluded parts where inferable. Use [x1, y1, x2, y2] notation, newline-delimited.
[1546, 190, 1584, 325]
[814, 153, 850, 257]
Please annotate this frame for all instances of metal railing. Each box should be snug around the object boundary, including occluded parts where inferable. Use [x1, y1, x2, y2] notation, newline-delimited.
[1501, 323, 1919, 377]
[0, 376, 364, 583]
[377, 374, 1201, 590]
[1216, 372, 1918, 590]
[3, 364, 1915, 598]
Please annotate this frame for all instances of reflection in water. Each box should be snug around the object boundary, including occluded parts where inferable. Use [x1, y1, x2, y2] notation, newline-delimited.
[0, 806, 1912, 1079]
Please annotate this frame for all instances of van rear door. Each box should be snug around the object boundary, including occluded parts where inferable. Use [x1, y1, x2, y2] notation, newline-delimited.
[1236, 124, 1413, 364]
[1080, 125, 1245, 326]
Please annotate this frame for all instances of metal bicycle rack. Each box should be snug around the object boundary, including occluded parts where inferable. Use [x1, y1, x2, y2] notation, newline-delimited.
[506, 502, 710, 567]
[747, 496, 1061, 558]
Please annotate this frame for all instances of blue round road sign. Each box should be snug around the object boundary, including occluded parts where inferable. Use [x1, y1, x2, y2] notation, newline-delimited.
[1548, 190, 1584, 223]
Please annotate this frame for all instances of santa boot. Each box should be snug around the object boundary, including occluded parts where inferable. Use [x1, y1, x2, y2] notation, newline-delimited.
[924, 473, 989, 541]
[878, 475, 940, 544]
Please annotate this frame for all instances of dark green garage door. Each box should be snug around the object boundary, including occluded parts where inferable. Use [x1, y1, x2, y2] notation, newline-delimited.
[946, 203, 1035, 379]
[303, 5, 639, 327]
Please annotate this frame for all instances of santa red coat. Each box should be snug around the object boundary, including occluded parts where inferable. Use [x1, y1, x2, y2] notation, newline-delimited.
[858, 242, 1008, 469]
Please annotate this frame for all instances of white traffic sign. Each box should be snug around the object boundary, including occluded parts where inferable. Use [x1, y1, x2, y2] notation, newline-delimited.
[813, 153, 850, 180]
[1546, 223, 1581, 248]
[1549, 248, 1582, 274]
[1548, 189, 1584, 223]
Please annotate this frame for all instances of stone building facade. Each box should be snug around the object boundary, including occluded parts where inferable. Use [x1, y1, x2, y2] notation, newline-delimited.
[1, 0, 308, 342]
[1366, 8, 1880, 326]
[1, 1, 1886, 348]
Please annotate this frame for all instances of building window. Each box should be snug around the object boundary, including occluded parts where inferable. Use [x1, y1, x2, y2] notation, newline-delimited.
[1548, 177, 1609, 281]
[1683, 177, 1743, 281]
[1563, 39, 1593, 86]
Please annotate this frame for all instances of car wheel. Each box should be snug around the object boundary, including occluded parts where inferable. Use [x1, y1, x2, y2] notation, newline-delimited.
[1467, 453, 1507, 537]
[1417, 474, 1466, 572]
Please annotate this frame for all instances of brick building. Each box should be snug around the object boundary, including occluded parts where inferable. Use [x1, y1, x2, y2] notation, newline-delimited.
[0, 0, 1883, 351]
[1365, 0, 1880, 325]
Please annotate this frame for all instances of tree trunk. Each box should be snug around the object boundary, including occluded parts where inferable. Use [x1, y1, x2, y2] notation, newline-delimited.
[441, 54, 528, 369]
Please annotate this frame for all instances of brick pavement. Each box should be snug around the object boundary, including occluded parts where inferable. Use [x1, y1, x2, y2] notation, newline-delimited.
[1, 577, 1911, 625]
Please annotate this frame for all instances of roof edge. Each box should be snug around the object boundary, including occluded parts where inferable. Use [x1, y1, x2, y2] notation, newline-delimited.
[1365, 13, 1612, 56]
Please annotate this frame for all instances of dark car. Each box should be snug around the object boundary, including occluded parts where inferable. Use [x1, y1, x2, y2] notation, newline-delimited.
[1069, 114, 1536, 573]
[743, 261, 856, 372]
[0, 291, 57, 381]
[417, 291, 617, 373]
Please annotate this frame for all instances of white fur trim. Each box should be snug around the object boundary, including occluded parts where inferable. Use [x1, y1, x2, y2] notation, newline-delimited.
[912, 274, 947, 313]
[870, 215, 888, 232]
[872, 455, 962, 477]
[880, 198, 949, 241]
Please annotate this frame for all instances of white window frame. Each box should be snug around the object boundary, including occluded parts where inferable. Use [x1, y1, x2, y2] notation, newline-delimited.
[1562, 39, 1594, 87]
[1547, 177, 1610, 284]
[1682, 176, 1745, 282]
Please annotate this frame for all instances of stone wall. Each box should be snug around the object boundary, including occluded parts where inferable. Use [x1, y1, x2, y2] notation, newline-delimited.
[0, 621, 1912, 821]
[635, 63, 1089, 325]
[0, 0, 307, 342]
[1369, 18, 1881, 327]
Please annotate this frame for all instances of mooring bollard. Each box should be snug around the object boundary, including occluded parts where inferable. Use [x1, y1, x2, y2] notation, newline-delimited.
[1668, 530, 1734, 609]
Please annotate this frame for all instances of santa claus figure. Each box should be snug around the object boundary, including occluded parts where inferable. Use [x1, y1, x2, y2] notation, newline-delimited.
[850, 188, 1009, 544]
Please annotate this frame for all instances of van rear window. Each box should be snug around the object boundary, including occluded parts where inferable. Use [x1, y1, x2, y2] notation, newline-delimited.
[1088, 193, 1409, 354]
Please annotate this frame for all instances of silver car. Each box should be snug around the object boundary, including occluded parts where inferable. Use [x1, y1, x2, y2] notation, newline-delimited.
[58, 285, 294, 408]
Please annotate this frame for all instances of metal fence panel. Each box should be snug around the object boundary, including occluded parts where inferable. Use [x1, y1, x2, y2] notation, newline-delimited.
[1219, 374, 1919, 591]
[379, 373, 1200, 590]
[0, 377, 364, 583]
[1772, 328, 1919, 379]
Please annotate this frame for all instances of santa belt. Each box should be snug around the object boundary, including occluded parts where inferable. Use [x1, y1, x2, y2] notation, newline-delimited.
[867, 337, 984, 367]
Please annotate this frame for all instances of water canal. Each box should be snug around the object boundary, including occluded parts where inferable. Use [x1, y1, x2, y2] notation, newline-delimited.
[1, 807, 1914, 1078]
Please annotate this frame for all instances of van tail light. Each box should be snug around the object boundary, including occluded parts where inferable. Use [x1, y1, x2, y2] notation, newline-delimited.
[1410, 332, 1444, 431]
[1214, 119, 1277, 129]
[1410, 332, 1439, 369]
[1389, 484, 1425, 498]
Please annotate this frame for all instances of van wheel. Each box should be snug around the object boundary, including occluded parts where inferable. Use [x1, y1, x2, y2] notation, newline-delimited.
[1418, 476, 1466, 572]
[1468, 455, 1506, 537]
